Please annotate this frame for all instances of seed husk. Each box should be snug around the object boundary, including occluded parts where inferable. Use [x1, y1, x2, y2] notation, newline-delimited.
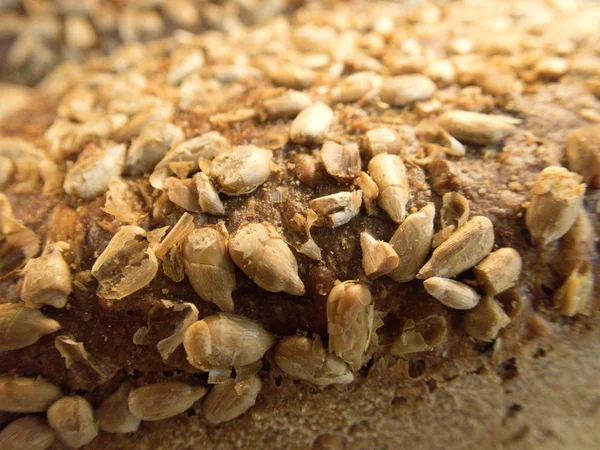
[97, 383, 141, 434]
[391, 316, 447, 356]
[320, 141, 361, 184]
[380, 74, 436, 106]
[274, 335, 354, 386]
[368, 153, 410, 223]
[21, 242, 72, 309]
[183, 313, 276, 372]
[208, 145, 273, 196]
[438, 110, 521, 145]
[203, 375, 262, 425]
[327, 281, 374, 370]
[0, 416, 55, 450]
[182, 227, 236, 312]
[525, 166, 585, 246]
[360, 232, 399, 279]
[554, 261, 594, 317]
[388, 203, 435, 283]
[474, 248, 522, 295]
[0, 377, 62, 413]
[289, 101, 334, 144]
[423, 277, 481, 310]
[47, 396, 97, 449]
[464, 296, 511, 342]
[309, 191, 363, 228]
[565, 124, 600, 189]
[418, 216, 494, 279]
[0, 304, 61, 352]
[229, 222, 305, 295]
[128, 382, 207, 422]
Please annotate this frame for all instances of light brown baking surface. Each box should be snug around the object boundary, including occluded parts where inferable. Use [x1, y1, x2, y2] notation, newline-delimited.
[0, 0, 599, 449]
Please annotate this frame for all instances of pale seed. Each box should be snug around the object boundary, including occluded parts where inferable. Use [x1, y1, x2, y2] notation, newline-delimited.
[380, 75, 436, 106]
[554, 261, 594, 317]
[229, 222, 305, 295]
[0, 377, 62, 413]
[289, 102, 334, 144]
[128, 382, 206, 422]
[418, 216, 494, 279]
[321, 141, 361, 183]
[423, 277, 480, 310]
[96, 383, 141, 434]
[309, 191, 363, 228]
[360, 232, 399, 279]
[388, 203, 435, 283]
[203, 375, 262, 425]
[474, 248, 522, 295]
[183, 313, 276, 371]
[208, 145, 273, 196]
[182, 227, 236, 312]
[565, 125, 600, 189]
[0, 416, 55, 450]
[327, 281, 374, 370]
[274, 335, 354, 386]
[368, 153, 410, 223]
[464, 296, 511, 342]
[0, 304, 61, 352]
[525, 166, 585, 246]
[438, 110, 521, 145]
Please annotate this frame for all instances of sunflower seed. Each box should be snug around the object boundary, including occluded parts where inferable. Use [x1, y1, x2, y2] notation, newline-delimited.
[565, 124, 600, 189]
[128, 382, 206, 421]
[474, 248, 522, 295]
[208, 145, 273, 196]
[464, 296, 511, 342]
[47, 396, 98, 449]
[380, 75, 436, 106]
[364, 127, 402, 156]
[0, 377, 62, 413]
[0, 304, 61, 352]
[289, 102, 334, 144]
[390, 316, 447, 356]
[360, 232, 399, 279]
[423, 277, 480, 310]
[97, 382, 141, 434]
[309, 191, 362, 228]
[554, 261, 594, 317]
[354, 171, 379, 215]
[0, 416, 55, 450]
[438, 110, 521, 145]
[262, 90, 312, 119]
[203, 375, 262, 425]
[368, 153, 410, 223]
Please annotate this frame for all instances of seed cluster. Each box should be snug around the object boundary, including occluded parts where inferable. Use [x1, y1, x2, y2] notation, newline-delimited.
[0, 0, 599, 447]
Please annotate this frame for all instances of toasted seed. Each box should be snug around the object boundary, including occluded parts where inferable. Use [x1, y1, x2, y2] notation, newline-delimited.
[203, 375, 262, 425]
[150, 131, 228, 190]
[208, 145, 273, 196]
[327, 281, 374, 370]
[289, 102, 334, 144]
[418, 216, 494, 279]
[354, 172, 379, 215]
[440, 192, 469, 230]
[321, 141, 361, 183]
[423, 277, 480, 310]
[565, 125, 600, 189]
[263, 90, 312, 119]
[126, 123, 184, 175]
[183, 313, 276, 371]
[380, 75, 436, 106]
[330, 71, 382, 103]
[388, 203, 435, 283]
[47, 396, 97, 449]
[368, 153, 409, 223]
[229, 222, 305, 295]
[364, 127, 402, 156]
[464, 296, 511, 342]
[0, 377, 62, 413]
[91, 225, 159, 300]
[0, 416, 55, 450]
[309, 191, 362, 228]
[474, 248, 522, 295]
[0, 304, 61, 352]
[193, 172, 225, 216]
[554, 261, 594, 317]
[21, 242, 72, 309]
[274, 335, 354, 386]
[558, 210, 596, 276]
[390, 316, 447, 356]
[360, 232, 399, 279]
[97, 382, 141, 434]
[182, 228, 236, 312]
[63, 142, 126, 199]
[128, 382, 206, 422]
[525, 166, 585, 246]
[438, 110, 521, 145]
